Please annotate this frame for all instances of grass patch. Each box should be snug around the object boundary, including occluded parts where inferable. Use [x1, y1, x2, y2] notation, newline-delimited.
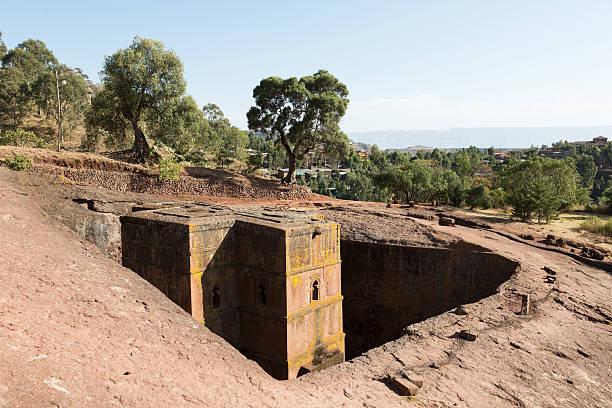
[580, 216, 612, 238]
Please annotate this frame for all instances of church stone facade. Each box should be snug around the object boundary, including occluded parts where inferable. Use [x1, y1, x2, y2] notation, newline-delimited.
[120, 203, 344, 379]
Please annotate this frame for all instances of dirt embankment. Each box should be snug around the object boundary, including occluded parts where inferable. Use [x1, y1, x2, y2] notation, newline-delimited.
[0, 146, 315, 202]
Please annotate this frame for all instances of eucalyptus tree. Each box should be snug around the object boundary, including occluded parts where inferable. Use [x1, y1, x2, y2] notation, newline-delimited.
[247, 70, 350, 183]
[99, 37, 186, 162]
[0, 32, 6, 60]
[34, 64, 89, 149]
[0, 39, 58, 130]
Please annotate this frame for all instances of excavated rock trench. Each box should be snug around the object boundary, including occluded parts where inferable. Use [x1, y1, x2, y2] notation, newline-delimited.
[340, 239, 519, 359]
[63, 199, 519, 369]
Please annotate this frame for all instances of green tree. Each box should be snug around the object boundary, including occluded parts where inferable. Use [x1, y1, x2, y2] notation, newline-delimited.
[341, 169, 382, 202]
[202, 103, 224, 122]
[34, 64, 89, 149]
[368, 145, 388, 171]
[465, 181, 493, 209]
[84, 86, 133, 151]
[0, 32, 6, 60]
[1, 39, 58, 130]
[374, 160, 434, 203]
[247, 70, 350, 183]
[451, 151, 473, 178]
[216, 126, 249, 169]
[147, 95, 212, 153]
[499, 157, 584, 223]
[0, 65, 30, 130]
[600, 184, 612, 211]
[99, 37, 186, 162]
[591, 176, 612, 203]
[574, 153, 597, 188]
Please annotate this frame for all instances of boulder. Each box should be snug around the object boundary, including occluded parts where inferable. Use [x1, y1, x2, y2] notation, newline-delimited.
[438, 217, 455, 227]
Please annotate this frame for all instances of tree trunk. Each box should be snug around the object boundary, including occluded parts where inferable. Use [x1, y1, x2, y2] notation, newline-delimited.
[57, 119, 63, 150]
[284, 151, 296, 184]
[56, 70, 62, 150]
[130, 119, 151, 164]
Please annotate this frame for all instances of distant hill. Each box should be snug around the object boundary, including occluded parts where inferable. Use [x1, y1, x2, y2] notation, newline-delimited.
[349, 139, 372, 152]
[348, 126, 612, 150]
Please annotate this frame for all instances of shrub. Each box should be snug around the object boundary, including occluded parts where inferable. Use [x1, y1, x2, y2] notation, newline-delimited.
[0, 129, 47, 148]
[3, 154, 33, 171]
[158, 158, 181, 181]
[184, 150, 209, 166]
[580, 216, 612, 238]
[499, 157, 585, 223]
[466, 184, 492, 209]
[245, 152, 263, 174]
[488, 187, 507, 209]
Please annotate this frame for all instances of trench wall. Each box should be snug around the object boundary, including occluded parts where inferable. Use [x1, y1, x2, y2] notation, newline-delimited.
[341, 240, 519, 359]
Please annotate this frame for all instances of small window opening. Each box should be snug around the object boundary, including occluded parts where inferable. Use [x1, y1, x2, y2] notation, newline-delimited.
[312, 280, 319, 301]
[297, 367, 311, 377]
[258, 284, 267, 305]
[212, 286, 220, 308]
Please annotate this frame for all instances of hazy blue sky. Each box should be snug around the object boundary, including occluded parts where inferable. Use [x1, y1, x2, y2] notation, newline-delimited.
[2, 0, 611, 136]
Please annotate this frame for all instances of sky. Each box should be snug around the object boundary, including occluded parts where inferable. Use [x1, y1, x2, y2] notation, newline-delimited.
[2, 0, 611, 141]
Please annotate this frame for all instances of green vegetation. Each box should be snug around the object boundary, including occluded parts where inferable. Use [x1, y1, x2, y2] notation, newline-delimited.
[0, 36, 89, 148]
[82, 38, 248, 169]
[95, 37, 186, 163]
[499, 157, 586, 223]
[247, 70, 350, 183]
[157, 158, 181, 181]
[3, 154, 32, 171]
[580, 216, 612, 238]
[1, 32, 611, 225]
[0, 128, 47, 147]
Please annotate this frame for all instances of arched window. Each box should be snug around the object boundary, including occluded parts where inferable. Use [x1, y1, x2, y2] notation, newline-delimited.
[212, 287, 220, 308]
[258, 284, 267, 305]
[311, 280, 319, 301]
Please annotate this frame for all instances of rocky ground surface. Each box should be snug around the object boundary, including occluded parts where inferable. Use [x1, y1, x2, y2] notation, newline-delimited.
[1, 151, 611, 407]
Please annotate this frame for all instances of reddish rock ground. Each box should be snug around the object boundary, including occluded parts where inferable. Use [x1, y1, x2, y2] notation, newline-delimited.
[1, 154, 611, 407]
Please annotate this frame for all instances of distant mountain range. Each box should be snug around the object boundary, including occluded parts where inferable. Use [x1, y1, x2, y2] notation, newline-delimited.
[348, 126, 612, 150]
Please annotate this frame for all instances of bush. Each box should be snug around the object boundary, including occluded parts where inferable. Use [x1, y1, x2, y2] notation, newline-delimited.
[158, 158, 181, 181]
[184, 150, 209, 166]
[580, 216, 612, 237]
[488, 187, 507, 209]
[499, 157, 585, 223]
[3, 154, 33, 171]
[466, 184, 492, 209]
[0, 129, 47, 148]
[245, 153, 263, 174]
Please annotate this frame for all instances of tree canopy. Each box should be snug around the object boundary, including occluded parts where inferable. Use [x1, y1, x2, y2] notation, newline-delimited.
[34, 64, 89, 149]
[247, 70, 350, 183]
[98, 37, 186, 162]
[0, 37, 88, 148]
[374, 160, 434, 203]
[499, 157, 585, 223]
